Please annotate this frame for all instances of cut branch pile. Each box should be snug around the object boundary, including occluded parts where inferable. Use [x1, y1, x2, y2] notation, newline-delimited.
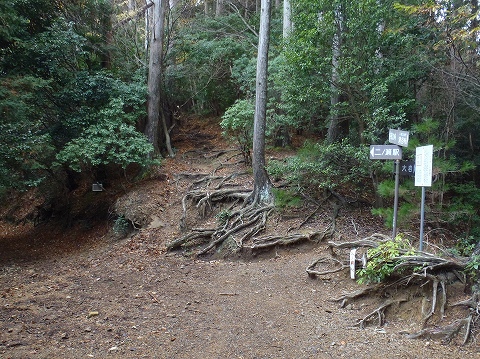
[307, 233, 480, 345]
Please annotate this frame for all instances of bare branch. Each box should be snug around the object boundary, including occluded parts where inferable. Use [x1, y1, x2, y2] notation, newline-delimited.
[114, 2, 154, 29]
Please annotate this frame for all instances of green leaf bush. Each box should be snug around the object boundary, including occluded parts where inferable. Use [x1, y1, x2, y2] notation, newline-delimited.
[356, 235, 415, 284]
[267, 140, 375, 196]
[56, 98, 158, 171]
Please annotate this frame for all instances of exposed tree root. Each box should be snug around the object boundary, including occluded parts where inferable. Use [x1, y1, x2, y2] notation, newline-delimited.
[166, 228, 216, 250]
[168, 169, 336, 256]
[327, 233, 390, 252]
[307, 233, 480, 345]
[393, 253, 467, 273]
[179, 186, 251, 231]
[196, 204, 274, 255]
[355, 298, 407, 329]
[306, 234, 390, 280]
[452, 293, 480, 310]
[249, 231, 324, 250]
[411, 273, 448, 325]
[407, 315, 474, 344]
[332, 286, 382, 308]
[306, 257, 349, 278]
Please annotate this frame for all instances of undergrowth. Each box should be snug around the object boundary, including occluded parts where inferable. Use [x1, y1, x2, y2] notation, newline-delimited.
[356, 235, 415, 284]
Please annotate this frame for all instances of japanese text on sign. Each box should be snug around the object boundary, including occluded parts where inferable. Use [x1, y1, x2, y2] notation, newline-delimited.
[388, 129, 410, 147]
[398, 160, 415, 177]
[369, 145, 402, 160]
[415, 145, 433, 187]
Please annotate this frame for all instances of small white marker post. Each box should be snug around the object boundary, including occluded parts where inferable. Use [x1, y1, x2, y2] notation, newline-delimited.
[349, 248, 357, 279]
[415, 145, 433, 251]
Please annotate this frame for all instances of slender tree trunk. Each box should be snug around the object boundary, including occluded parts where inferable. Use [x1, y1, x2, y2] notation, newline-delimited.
[282, 0, 291, 38]
[146, 0, 167, 156]
[270, 0, 292, 148]
[252, 0, 272, 203]
[326, 5, 343, 143]
[216, 0, 223, 16]
[145, 0, 151, 62]
[101, 0, 114, 69]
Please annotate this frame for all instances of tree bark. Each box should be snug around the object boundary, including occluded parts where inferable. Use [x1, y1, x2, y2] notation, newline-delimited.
[215, 0, 223, 17]
[146, 0, 174, 157]
[252, 0, 272, 203]
[282, 0, 291, 38]
[326, 5, 343, 143]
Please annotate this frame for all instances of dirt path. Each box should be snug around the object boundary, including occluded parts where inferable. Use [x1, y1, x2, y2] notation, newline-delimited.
[1, 118, 479, 358]
[1, 238, 478, 359]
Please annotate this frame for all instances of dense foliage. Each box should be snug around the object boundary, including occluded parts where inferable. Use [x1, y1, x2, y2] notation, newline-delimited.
[1, 0, 480, 243]
[0, 0, 154, 193]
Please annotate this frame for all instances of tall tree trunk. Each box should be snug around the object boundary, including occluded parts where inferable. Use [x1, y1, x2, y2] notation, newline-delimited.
[205, 0, 212, 16]
[101, 0, 114, 69]
[252, 0, 272, 203]
[270, 0, 292, 148]
[326, 5, 343, 143]
[146, 0, 173, 157]
[145, 0, 152, 62]
[282, 0, 291, 38]
[215, 0, 223, 16]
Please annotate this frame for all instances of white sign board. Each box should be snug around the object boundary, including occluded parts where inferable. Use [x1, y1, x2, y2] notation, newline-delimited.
[389, 129, 410, 147]
[415, 145, 433, 187]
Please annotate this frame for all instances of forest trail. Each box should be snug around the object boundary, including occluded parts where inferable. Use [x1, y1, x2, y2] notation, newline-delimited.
[1, 117, 478, 358]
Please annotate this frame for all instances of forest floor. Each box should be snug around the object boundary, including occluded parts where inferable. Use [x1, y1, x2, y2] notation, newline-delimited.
[1, 117, 479, 358]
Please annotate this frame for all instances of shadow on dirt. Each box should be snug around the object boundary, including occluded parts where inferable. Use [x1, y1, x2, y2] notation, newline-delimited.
[0, 221, 110, 266]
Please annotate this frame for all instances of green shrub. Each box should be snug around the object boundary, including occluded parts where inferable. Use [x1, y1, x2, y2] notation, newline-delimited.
[113, 215, 131, 237]
[357, 235, 415, 284]
[220, 99, 254, 148]
[215, 209, 231, 226]
[267, 140, 375, 195]
[272, 188, 303, 210]
[56, 98, 159, 171]
[220, 99, 254, 163]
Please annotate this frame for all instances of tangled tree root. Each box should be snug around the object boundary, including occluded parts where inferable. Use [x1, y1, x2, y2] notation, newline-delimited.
[167, 171, 336, 256]
[407, 316, 474, 344]
[331, 286, 383, 308]
[356, 298, 407, 329]
[307, 233, 480, 345]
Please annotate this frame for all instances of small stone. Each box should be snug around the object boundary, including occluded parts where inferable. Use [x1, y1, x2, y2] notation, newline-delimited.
[88, 311, 99, 318]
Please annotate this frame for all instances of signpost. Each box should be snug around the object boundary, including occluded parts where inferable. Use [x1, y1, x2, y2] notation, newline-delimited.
[370, 130, 409, 240]
[370, 130, 432, 251]
[415, 145, 433, 251]
[369, 145, 402, 160]
[389, 129, 410, 147]
[415, 145, 433, 187]
[399, 160, 415, 177]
